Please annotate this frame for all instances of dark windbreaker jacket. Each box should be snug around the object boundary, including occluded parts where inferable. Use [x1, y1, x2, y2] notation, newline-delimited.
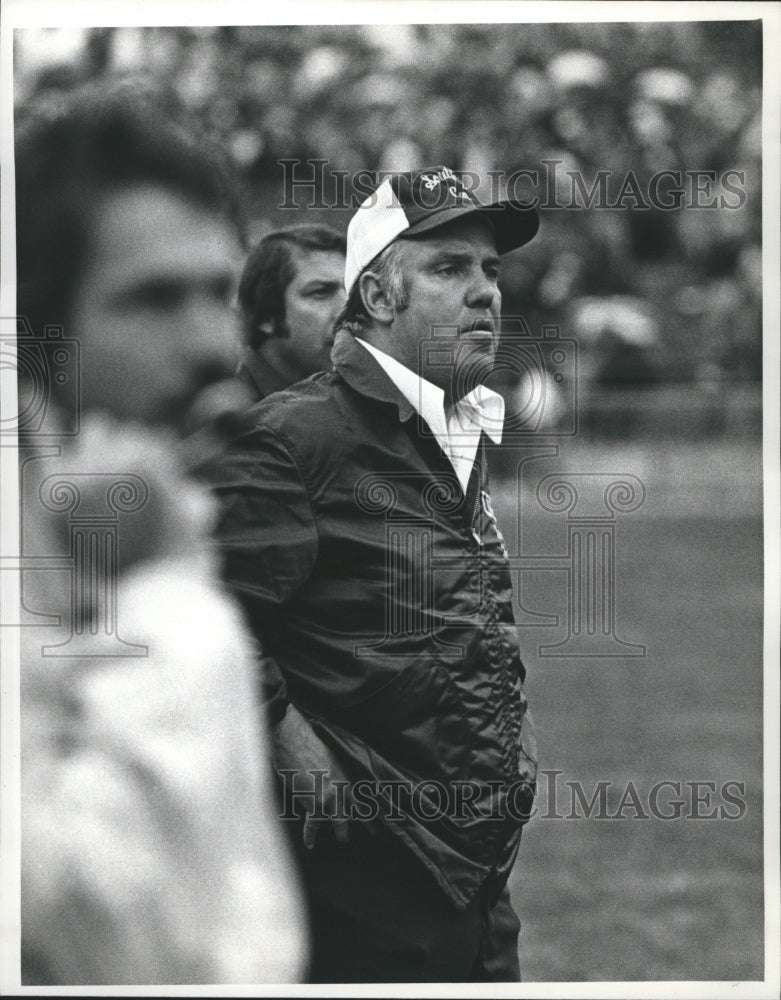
[209, 330, 537, 909]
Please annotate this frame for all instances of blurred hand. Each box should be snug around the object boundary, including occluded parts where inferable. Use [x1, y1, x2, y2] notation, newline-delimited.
[273, 703, 350, 849]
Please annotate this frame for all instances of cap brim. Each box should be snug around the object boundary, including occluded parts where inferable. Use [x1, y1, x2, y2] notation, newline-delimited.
[399, 199, 540, 254]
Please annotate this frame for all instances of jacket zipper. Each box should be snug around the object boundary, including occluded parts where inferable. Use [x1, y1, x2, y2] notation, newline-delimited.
[470, 488, 482, 548]
[470, 438, 485, 549]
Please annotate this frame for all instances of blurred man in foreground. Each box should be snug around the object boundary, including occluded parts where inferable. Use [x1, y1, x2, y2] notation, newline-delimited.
[236, 224, 346, 399]
[209, 167, 540, 982]
[15, 84, 257, 466]
[14, 84, 305, 984]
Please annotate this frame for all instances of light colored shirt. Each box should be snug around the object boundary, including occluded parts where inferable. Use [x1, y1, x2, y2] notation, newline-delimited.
[355, 337, 504, 493]
[20, 419, 307, 985]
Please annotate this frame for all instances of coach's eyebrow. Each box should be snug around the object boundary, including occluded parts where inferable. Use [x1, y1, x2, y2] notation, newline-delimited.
[425, 250, 473, 267]
[426, 249, 502, 266]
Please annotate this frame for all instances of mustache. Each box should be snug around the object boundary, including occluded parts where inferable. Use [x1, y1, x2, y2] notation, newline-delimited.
[459, 317, 496, 334]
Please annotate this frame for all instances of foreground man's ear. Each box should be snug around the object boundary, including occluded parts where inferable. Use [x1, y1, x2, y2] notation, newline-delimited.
[358, 271, 395, 326]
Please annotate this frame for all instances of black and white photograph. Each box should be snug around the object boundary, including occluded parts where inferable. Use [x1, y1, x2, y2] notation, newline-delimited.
[0, 1, 778, 994]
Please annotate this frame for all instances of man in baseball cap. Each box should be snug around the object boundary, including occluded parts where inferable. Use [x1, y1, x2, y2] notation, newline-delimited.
[344, 164, 539, 293]
[209, 166, 540, 983]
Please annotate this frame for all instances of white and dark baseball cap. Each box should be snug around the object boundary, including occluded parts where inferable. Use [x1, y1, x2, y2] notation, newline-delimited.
[344, 165, 540, 293]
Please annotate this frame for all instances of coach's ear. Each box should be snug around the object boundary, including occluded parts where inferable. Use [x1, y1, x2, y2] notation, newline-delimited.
[359, 271, 394, 326]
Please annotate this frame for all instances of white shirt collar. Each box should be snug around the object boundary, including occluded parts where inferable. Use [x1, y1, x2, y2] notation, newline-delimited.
[355, 337, 504, 492]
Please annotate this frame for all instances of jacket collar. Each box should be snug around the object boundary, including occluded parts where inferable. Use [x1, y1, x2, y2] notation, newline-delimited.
[237, 348, 291, 402]
[331, 329, 417, 422]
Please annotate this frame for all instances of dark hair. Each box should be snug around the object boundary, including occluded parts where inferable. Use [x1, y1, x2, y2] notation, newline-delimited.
[15, 81, 246, 338]
[237, 225, 346, 349]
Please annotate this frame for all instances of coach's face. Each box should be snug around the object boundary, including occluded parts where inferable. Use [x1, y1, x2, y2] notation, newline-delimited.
[69, 183, 251, 440]
[389, 215, 502, 402]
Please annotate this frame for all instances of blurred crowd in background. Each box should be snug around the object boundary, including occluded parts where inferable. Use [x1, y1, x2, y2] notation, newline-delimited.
[14, 21, 763, 435]
[8, 20, 766, 986]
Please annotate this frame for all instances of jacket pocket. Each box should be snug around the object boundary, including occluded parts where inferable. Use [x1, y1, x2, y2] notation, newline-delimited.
[335, 661, 475, 782]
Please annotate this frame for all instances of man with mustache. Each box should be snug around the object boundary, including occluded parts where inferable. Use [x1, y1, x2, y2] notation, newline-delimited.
[210, 166, 540, 983]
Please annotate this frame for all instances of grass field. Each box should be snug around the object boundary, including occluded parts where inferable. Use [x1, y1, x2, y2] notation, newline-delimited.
[491, 441, 765, 982]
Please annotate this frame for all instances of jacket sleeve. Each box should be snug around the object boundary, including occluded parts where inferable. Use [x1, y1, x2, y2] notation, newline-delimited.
[208, 423, 319, 726]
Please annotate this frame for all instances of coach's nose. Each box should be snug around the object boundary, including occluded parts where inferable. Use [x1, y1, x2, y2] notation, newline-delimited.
[465, 270, 501, 312]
